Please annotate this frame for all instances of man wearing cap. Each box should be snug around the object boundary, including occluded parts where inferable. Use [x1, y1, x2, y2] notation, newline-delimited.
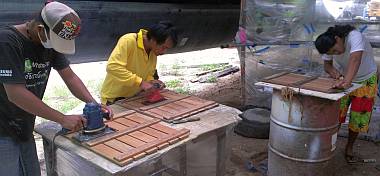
[0, 2, 103, 175]
[100, 21, 178, 105]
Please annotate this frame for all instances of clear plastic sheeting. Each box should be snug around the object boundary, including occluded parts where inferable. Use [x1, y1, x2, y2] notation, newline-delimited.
[239, 45, 325, 108]
[241, 0, 380, 46]
[243, 0, 316, 45]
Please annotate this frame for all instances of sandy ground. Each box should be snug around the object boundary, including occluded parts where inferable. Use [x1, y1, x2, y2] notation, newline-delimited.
[34, 47, 380, 176]
[226, 134, 380, 176]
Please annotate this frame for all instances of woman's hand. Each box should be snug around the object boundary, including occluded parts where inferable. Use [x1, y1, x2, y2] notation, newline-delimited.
[333, 80, 352, 89]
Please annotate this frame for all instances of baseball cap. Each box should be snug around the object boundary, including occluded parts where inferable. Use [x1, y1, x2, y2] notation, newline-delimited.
[41, 1, 81, 54]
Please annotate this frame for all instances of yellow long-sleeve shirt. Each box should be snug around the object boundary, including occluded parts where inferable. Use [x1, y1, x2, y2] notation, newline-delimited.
[101, 29, 156, 104]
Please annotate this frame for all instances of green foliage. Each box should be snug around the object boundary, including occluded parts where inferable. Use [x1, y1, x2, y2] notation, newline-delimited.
[172, 60, 181, 70]
[206, 76, 218, 83]
[43, 97, 82, 114]
[86, 79, 103, 94]
[43, 78, 103, 114]
[174, 87, 191, 95]
[200, 64, 219, 71]
[51, 85, 70, 98]
[159, 64, 167, 71]
[165, 79, 181, 88]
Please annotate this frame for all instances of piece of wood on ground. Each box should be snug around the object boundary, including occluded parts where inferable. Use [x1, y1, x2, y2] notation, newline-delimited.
[198, 66, 240, 83]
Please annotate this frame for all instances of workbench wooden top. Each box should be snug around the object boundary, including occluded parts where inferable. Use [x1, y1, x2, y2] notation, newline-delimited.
[34, 104, 241, 174]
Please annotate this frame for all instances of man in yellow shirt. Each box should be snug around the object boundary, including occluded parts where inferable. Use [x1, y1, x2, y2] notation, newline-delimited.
[101, 21, 177, 105]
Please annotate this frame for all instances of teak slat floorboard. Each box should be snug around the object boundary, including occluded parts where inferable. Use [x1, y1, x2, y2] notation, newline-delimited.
[263, 72, 341, 93]
[63, 110, 190, 166]
[116, 90, 218, 121]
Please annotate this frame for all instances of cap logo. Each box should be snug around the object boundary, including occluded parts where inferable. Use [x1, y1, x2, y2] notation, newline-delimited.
[53, 13, 81, 40]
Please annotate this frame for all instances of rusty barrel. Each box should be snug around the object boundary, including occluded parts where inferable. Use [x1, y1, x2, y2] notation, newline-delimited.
[268, 89, 340, 176]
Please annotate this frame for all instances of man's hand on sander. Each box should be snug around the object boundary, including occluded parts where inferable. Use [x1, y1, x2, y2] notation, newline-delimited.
[101, 104, 113, 120]
[140, 81, 154, 91]
[149, 80, 165, 90]
[59, 115, 87, 132]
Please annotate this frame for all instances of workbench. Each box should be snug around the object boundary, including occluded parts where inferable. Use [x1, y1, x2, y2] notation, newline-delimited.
[35, 104, 240, 176]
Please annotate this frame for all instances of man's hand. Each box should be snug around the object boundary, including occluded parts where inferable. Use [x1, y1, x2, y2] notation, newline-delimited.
[330, 72, 343, 79]
[140, 81, 154, 91]
[149, 80, 165, 90]
[60, 115, 87, 132]
[333, 80, 352, 90]
[101, 104, 113, 120]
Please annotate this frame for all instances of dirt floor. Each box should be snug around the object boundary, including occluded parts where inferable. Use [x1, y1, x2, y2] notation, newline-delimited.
[34, 48, 380, 176]
[224, 134, 380, 176]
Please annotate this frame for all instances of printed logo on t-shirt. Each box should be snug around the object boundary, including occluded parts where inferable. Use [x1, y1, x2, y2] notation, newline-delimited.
[0, 69, 12, 77]
[24, 58, 32, 73]
[24, 59, 50, 88]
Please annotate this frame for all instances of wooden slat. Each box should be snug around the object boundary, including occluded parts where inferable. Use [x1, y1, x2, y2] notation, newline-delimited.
[172, 100, 194, 109]
[85, 119, 161, 147]
[92, 144, 122, 159]
[125, 114, 151, 123]
[162, 99, 217, 120]
[157, 143, 170, 149]
[150, 123, 179, 134]
[129, 131, 157, 142]
[114, 129, 190, 162]
[124, 101, 142, 109]
[262, 73, 344, 93]
[112, 110, 136, 119]
[261, 72, 290, 81]
[105, 121, 128, 131]
[140, 127, 168, 138]
[173, 103, 219, 121]
[181, 96, 210, 106]
[118, 135, 146, 148]
[132, 152, 146, 160]
[115, 118, 140, 127]
[148, 108, 175, 119]
[139, 97, 189, 111]
[163, 103, 187, 111]
[161, 91, 188, 100]
[143, 111, 165, 119]
[158, 105, 182, 116]
[104, 139, 134, 153]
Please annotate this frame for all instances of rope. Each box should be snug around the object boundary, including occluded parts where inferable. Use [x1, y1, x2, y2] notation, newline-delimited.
[281, 87, 294, 123]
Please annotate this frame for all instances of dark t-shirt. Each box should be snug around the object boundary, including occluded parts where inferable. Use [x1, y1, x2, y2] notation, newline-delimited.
[0, 26, 70, 141]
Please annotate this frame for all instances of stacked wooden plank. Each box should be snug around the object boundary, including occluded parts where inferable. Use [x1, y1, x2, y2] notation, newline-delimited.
[262, 72, 341, 93]
[117, 90, 219, 121]
[368, 1, 380, 16]
[64, 110, 190, 166]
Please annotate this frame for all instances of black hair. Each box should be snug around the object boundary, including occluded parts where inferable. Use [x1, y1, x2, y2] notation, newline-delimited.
[31, 2, 50, 30]
[315, 25, 356, 54]
[146, 21, 178, 47]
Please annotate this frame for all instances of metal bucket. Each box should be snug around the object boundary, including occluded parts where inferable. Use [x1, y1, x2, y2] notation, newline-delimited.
[268, 89, 340, 176]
